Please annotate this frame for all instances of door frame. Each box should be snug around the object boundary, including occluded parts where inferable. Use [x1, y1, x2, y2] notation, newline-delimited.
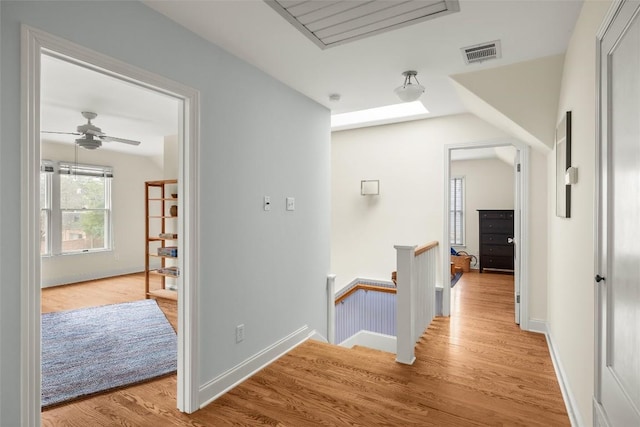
[21, 25, 201, 425]
[442, 138, 530, 331]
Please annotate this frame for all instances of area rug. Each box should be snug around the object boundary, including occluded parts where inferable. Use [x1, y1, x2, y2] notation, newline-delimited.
[41, 299, 177, 408]
[451, 271, 463, 287]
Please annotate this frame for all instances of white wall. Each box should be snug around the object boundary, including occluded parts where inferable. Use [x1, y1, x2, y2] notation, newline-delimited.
[0, 2, 330, 424]
[331, 114, 549, 323]
[528, 148, 548, 323]
[331, 114, 509, 291]
[548, 1, 612, 426]
[451, 54, 565, 151]
[450, 157, 514, 264]
[163, 134, 178, 179]
[40, 141, 164, 286]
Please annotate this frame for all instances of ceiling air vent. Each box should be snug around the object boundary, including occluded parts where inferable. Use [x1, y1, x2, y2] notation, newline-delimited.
[265, 0, 461, 49]
[461, 40, 502, 65]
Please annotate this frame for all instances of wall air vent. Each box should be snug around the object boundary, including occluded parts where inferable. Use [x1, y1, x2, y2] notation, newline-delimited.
[461, 40, 502, 64]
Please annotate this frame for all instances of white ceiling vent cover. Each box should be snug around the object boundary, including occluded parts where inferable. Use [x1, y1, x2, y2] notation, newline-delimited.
[265, 0, 461, 49]
[461, 40, 502, 64]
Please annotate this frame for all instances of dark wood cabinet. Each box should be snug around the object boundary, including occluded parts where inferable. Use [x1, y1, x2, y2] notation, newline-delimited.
[478, 210, 514, 273]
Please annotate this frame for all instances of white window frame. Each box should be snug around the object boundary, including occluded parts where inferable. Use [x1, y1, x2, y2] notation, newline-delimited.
[40, 160, 113, 255]
[40, 161, 54, 256]
[450, 176, 465, 246]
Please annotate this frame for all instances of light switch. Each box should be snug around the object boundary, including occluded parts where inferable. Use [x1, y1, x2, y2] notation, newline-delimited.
[263, 196, 271, 211]
[286, 197, 295, 211]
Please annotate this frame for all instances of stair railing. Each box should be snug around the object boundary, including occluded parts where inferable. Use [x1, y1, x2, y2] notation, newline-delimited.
[395, 241, 438, 364]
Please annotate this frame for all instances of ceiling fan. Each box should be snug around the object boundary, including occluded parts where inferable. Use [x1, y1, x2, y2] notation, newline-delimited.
[42, 111, 141, 149]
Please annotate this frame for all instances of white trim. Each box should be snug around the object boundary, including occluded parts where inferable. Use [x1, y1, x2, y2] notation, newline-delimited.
[527, 319, 547, 334]
[40, 267, 146, 288]
[338, 330, 397, 354]
[198, 325, 313, 408]
[546, 328, 583, 427]
[442, 138, 530, 331]
[593, 397, 612, 427]
[20, 26, 41, 427]
[309, 331, 329, 343]
[21, 25, 201, 424]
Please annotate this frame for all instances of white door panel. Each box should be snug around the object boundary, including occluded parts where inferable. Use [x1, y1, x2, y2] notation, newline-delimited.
[597, 1, 640, 425]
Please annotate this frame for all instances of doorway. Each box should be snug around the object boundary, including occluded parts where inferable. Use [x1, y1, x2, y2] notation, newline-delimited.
[443, 139, 530, 331]
[21, 26, 200, 424]
[39, 51, 179, 408]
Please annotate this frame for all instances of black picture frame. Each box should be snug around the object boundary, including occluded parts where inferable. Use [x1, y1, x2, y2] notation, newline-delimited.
[556, 111, 571, 218]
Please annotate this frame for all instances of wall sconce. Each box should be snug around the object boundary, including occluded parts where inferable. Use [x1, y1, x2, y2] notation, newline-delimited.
[361, 180, 380, 196]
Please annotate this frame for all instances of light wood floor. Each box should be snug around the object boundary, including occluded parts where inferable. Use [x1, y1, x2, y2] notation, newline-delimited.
[42, 273, 177, 330]
[41, 271, 568, 426]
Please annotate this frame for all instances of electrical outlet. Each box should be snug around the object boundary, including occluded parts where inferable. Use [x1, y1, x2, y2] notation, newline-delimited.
[286, 197, 295, 211]
[236, 324, 245, 343]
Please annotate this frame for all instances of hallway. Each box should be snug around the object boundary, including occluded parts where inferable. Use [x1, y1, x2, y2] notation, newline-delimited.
[42, 271, 568, 425]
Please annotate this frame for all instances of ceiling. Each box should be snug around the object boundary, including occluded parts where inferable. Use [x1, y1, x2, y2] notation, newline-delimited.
[41, 1, 583, 159]
[40, 54, 180, 157]
[144, 0, 582, 117]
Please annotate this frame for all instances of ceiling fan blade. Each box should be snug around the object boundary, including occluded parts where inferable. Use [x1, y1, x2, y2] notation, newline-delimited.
[41, 131, 81, 135]
[100, 135, 141, 146]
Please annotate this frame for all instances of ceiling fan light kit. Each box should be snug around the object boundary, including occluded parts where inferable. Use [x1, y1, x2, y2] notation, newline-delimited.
[394, 70, 425, 102]
[75, 135, 102, 150]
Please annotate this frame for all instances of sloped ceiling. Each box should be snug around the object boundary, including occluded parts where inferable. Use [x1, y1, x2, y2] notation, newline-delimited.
[450, 54, 565, 151]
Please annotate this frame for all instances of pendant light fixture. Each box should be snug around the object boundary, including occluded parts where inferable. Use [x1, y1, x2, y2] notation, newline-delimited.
[394, 70, 425, 102]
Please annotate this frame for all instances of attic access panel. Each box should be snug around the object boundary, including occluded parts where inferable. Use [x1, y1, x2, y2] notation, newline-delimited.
[265, 0, 460, 49]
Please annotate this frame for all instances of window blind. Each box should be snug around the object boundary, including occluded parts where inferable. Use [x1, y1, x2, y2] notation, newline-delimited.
[59, 162, 113, 178]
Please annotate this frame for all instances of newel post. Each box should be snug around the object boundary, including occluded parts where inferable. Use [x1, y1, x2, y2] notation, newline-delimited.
[327, 274, 336, 345]
[395, 245, 416, 365]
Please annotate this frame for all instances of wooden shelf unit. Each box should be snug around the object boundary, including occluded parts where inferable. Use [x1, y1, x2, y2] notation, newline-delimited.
[145, 179, 178, 300]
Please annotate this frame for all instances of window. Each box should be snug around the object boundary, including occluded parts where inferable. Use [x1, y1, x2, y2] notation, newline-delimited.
[450, 176, 464, 245]
[40, 161, 113, 255]
[40, 161, 53, 255]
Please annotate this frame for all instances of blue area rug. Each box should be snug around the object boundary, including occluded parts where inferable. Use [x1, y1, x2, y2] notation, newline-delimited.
[451, 271, 463, 287]
[42, 299, 177, 408]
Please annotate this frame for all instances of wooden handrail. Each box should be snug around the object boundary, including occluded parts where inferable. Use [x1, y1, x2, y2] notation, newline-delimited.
[414, 241, 438, 257]
[335, 284, 396, 305]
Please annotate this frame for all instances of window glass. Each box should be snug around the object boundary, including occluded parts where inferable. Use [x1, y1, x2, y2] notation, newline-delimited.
[450, 177, 464, 245]
[40, 161, 112, 255]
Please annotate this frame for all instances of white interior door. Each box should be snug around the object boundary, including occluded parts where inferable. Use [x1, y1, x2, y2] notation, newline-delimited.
[596, 1, 640, 425]
[513, 150, 521, 324]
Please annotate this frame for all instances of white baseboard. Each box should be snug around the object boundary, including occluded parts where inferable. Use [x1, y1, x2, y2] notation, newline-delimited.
[593, 397, 610, 427]
[199, 325, 312, 409]
[338, 330, 396, 354]
[40, 267, 144, 288]
[309, 330, 328, 343]
[527, 319, 547, 334]
[546, 328, 583, 427]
